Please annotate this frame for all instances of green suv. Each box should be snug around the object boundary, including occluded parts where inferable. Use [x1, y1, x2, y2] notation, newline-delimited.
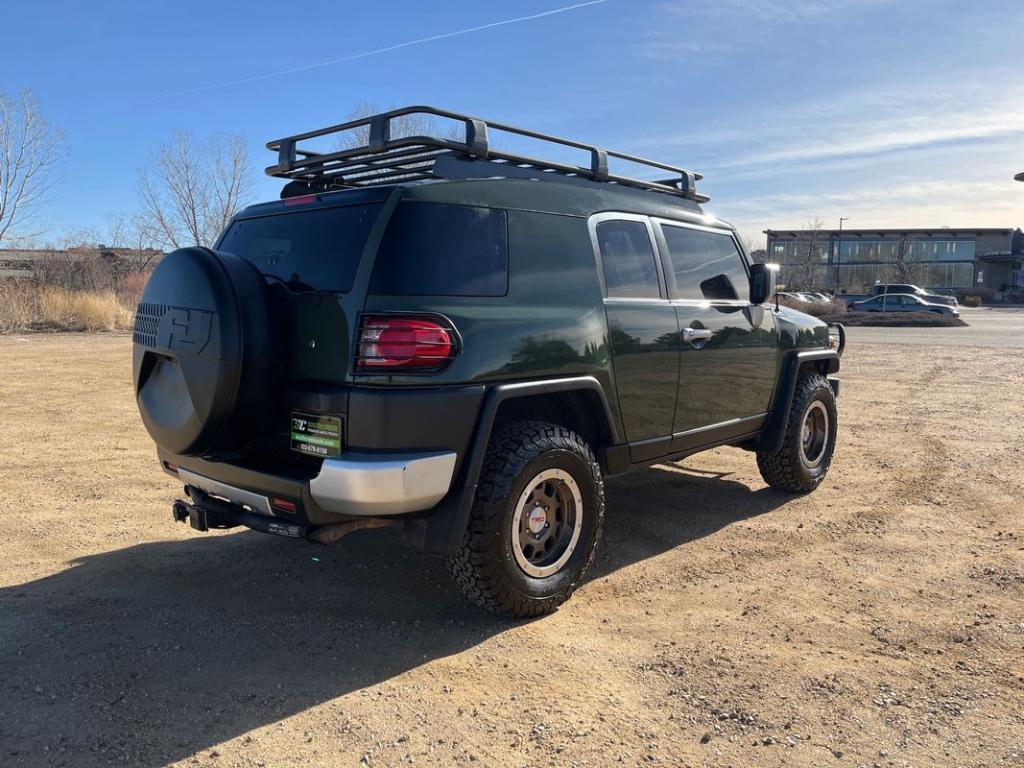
[132, 107, 843, 617]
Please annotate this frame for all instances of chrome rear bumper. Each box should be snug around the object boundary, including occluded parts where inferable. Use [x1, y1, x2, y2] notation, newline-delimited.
[171, 450, 457, 520]
[310, 451, 457, 516]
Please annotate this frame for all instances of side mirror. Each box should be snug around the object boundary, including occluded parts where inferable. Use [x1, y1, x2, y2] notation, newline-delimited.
[749, 263, 771, 305]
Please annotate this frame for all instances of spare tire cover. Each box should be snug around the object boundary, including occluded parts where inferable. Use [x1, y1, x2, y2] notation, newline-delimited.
[132, 247, 273, 456]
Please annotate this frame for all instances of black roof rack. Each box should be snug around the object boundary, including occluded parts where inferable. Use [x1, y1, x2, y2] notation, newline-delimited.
[265, 106, 709, 203]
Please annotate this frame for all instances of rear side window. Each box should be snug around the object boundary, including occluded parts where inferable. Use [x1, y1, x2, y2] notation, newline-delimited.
[595, 220, 661, 299]
[370, 202, 508, 296]
[219, 204, 381, 292]
[660, 225, 749, 302]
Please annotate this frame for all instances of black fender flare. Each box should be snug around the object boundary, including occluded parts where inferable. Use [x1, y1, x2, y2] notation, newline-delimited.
[755, 350, 840, 454]
[402, 376, 619, 556]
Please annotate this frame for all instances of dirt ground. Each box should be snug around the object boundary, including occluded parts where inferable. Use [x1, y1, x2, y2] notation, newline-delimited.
[1, 313, 1022, 768]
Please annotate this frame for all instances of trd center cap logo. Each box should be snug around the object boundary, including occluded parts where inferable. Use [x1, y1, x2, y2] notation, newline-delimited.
[156, 307, 214, 355]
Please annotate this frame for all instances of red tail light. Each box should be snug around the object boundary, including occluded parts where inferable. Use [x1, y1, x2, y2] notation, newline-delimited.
[356, 315, 456, 370]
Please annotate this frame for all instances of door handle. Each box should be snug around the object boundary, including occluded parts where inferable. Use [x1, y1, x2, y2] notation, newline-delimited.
[682, 327, 713, 344]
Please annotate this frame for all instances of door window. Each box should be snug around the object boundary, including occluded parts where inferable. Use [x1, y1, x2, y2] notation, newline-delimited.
[660, 224, 749, 302]
[595, 220, 661, 299]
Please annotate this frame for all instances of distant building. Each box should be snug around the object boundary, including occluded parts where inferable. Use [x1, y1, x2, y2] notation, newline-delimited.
[764, 227, 1024, 299]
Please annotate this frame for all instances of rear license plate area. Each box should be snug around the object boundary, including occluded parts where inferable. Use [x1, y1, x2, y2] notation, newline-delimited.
[290, 411, 342, 458]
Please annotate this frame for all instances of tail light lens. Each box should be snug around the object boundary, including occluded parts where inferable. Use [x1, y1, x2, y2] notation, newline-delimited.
[356, 315, 456, 370]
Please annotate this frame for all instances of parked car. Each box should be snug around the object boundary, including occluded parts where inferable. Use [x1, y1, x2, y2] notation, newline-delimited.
[870, 283, 958, 308]
[850, 293, 960, 317]
[778, 291, 820, 304]
[805, 291, 835, 303]
[131, 106, 843, 618]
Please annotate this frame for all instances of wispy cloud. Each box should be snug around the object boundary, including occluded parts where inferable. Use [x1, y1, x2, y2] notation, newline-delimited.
[158, 0, 609, 98]
[641, 69, 1024, 174]
[638, 0, 896, 59]
[724, 177, 1024, 231]
[642, 68, 1024, 241]
[715, 134, 1024, 242]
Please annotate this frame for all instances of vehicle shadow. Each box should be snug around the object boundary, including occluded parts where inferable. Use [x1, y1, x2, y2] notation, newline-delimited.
[0, 464, 788, 766]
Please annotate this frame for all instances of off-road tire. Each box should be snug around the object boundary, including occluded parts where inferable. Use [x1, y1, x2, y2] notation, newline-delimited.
[757, 372, 837, 493]
[448, 421, 604, 618]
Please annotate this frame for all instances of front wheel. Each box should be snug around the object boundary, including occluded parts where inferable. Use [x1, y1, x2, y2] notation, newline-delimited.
[757, 372, 837, 493]
[447, 421, 604, 618]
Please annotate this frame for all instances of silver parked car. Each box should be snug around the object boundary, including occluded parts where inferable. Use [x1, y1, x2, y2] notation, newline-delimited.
[850, 293, 960, 317]
[870, 283, 958, 308]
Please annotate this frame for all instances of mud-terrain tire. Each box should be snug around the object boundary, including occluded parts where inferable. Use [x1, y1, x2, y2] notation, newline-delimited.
[757, 372, 837, 493]
[448, 421, 604, 618]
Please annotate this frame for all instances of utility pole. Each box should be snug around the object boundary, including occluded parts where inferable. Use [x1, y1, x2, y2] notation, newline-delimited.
[835, 217, 849, 294]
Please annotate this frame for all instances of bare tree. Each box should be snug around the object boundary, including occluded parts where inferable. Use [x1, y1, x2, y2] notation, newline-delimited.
[137, 131, 252, 249]
[335, 102, 464, 150]
[893, 235, 925, 285]
[0, 91, 67, 245]
[794, 217, 827, 290]
[741, 234, 767, 263]
[112, 213, 162, 272]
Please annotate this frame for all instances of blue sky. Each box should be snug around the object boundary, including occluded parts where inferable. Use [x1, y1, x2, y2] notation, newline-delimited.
[5, 0, 1023, 247]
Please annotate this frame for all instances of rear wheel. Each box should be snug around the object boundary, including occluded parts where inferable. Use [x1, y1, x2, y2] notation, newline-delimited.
[448, 421, 604, 618]
[757, 372, 837, 493]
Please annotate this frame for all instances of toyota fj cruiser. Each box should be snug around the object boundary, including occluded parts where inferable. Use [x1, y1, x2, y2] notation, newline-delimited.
[133, 107, 843, 618]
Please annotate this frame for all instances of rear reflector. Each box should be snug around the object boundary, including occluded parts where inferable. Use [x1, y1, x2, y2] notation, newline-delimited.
[270, 497, 297, 514]
[356, 315, 456, 370]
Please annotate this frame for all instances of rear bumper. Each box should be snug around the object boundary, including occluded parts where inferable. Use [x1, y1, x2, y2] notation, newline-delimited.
[161, 449, 457, 524]
[309, 452, 457, 516]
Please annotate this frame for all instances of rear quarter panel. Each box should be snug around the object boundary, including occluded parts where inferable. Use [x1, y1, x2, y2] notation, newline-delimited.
[361, 209, 613, 390]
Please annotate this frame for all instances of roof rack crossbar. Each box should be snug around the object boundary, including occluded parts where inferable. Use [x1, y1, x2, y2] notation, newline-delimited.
[292, 145, 451, 182]
[266, 106, 708, 202]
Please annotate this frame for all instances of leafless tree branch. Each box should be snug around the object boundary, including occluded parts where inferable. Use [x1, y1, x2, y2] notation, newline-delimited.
[137, 131, 253, 250]
[795, 216, 827, 289]
[335, 102, 465, 150]
[0, 90, 67, 245]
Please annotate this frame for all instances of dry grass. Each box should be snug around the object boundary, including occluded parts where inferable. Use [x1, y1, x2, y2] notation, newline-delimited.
[778, 297, 848, 322]
[0, 281, 134, 333]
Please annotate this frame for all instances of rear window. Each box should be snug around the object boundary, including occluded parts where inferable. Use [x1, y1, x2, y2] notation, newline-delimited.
[218, 203, 381, 292]
[369, 202, 508, 296]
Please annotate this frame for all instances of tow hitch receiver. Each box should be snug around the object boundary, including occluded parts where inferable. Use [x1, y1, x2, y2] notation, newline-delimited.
[172, 499, 209, 531]
[173, 491, 306, 539]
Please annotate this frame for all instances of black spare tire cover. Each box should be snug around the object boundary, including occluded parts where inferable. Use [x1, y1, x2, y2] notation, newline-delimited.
[132, 247, 274, 457]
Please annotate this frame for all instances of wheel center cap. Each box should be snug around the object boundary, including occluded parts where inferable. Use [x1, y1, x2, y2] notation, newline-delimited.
[527, 506, 547, 534]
